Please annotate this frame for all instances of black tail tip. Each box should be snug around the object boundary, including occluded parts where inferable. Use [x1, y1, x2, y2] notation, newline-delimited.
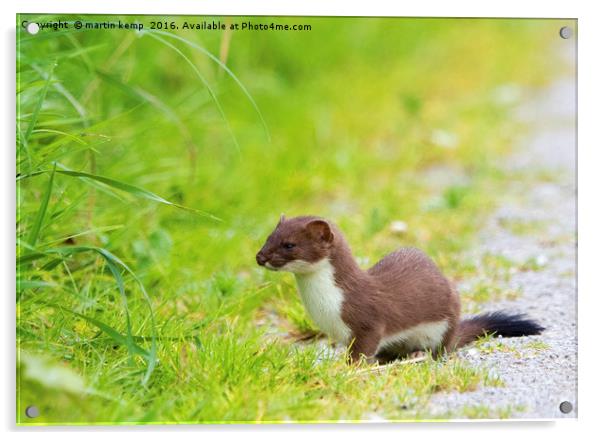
[472, 311, 545, 338]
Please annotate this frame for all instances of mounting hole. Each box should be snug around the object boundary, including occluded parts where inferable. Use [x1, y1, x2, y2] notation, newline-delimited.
[559, 26, 573, 39]
[25, 405, 39, 418]
[559, 401, 573, 414]
[25, 22, 40, 35]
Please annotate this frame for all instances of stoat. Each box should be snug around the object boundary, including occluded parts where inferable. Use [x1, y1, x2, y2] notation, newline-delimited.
[256, 215, 544, 363]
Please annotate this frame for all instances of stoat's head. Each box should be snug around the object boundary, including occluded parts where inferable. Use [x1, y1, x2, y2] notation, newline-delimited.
[256, 215, 335, 274]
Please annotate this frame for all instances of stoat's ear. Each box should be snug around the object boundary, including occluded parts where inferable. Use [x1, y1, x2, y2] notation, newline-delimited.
[278, 213, 286, 225]
[305, 219, 334, 244]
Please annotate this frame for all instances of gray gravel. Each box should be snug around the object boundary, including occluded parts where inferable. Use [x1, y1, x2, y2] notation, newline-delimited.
[427, 70, 577, 419]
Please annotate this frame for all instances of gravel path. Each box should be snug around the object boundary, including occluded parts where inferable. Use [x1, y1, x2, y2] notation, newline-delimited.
[427, 69, 577, 417]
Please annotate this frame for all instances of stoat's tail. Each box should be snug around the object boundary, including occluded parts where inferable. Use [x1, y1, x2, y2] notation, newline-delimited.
[454, 311, 545, 348]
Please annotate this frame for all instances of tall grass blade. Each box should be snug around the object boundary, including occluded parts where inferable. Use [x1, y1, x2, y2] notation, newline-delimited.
[57, 169, 221, 221]
[27, 163, 56, 247]
[17, 167, 221, 221]
[49, 304, 150, 359]
[24, 61, 56, 145]
[41, 224, 124, 247]
[17, 252, 47, 266]
[32, 128, 88, 145]
[97, 249, 135, 358]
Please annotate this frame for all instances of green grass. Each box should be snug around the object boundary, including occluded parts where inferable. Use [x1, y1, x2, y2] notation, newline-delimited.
[474, 335, 551, 358]
[16, 15, 567, 423]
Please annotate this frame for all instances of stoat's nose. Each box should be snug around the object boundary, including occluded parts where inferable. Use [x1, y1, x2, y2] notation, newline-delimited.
[256, 252, 267, 266]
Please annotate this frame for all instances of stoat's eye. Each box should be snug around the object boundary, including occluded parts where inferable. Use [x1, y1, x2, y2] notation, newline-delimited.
[282, 242, 296, 249]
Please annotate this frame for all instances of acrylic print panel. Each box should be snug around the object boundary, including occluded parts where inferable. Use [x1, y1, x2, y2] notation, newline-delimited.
[16, 15, 577, 424]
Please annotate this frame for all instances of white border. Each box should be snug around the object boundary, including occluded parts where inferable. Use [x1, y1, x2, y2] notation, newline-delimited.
[2, 0, 582, 18]
[3, 1, 600, 438]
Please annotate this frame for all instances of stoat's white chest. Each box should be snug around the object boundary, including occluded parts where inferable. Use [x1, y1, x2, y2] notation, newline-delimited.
[285, 259, 352, 344]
